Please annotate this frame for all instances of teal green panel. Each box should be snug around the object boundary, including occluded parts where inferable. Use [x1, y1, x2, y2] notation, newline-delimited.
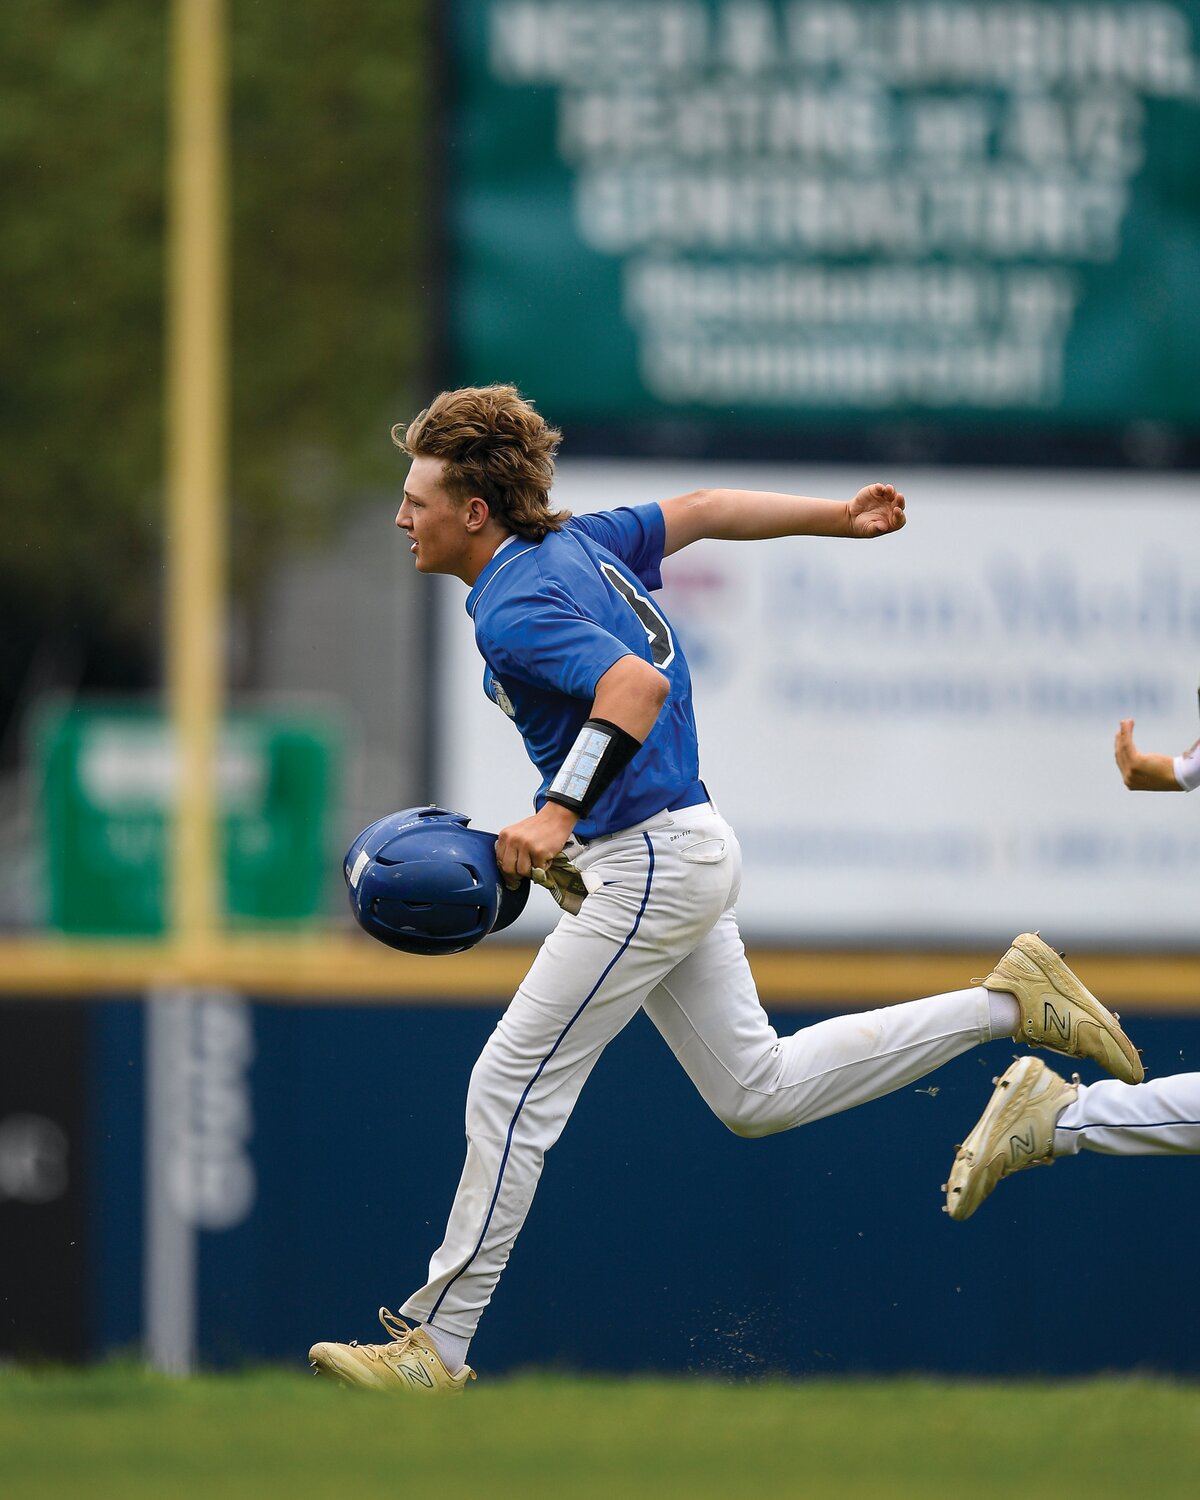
[34, 704, 340, 935]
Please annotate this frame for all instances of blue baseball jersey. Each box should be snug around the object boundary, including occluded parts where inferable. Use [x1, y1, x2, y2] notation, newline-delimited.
[465, 503, 701, 839]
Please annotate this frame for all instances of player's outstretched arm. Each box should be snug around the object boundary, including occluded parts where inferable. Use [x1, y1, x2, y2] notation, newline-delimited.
[659, 483, 905, 556]
[1114, 718, 1189, 791]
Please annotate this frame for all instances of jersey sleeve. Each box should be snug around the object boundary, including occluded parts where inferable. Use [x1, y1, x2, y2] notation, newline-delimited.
[565, 504, 666, 591]
[479, 597, 633, 702]
[1174, 741, 1200, 792]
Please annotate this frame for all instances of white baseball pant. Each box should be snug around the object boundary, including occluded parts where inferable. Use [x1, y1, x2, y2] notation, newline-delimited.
[402, 801, 995, 1338]
[1054, 1073, 1200, 1157]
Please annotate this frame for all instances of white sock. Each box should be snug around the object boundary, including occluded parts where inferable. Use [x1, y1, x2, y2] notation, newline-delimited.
[986, 988, 1021, 1040]
[422, 1323, 470, 1373]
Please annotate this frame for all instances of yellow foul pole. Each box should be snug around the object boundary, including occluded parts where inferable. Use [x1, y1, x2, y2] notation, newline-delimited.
[166, 0, 228, 947]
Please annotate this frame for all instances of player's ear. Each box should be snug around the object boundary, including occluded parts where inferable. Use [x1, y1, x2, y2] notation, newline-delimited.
[464, 495, 492, 533]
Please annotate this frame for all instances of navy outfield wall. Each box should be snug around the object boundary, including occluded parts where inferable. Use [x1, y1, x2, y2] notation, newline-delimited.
[15, 998, 1199, 1375]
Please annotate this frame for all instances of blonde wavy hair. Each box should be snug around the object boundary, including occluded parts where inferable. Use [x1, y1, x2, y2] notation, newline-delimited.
[392, 385, 570, 542]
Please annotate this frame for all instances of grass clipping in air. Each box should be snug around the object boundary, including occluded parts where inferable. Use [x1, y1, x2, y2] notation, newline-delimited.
[1, 1365, 1197, 1500]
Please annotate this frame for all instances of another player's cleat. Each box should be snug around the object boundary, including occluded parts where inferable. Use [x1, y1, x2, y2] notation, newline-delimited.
[979, 932, 1143, 1083]
[308, 1308, 476, 1394]
[943, 1056, 1079, 1221]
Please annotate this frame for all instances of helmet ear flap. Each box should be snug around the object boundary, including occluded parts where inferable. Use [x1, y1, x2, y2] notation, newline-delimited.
[493, 877, 530, 932]
[343, 806, 525, 955]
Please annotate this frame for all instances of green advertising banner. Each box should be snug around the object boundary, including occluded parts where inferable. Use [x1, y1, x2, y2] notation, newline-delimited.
[37, 705, 338, 935]
[446, 1, 1200, 449]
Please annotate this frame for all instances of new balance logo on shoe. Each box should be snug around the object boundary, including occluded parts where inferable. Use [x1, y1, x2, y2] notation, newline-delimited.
[1008, 1127, 1036, 1163]
[402, 1363, 434, 1388]
[1042, 1002, 1072, 1045]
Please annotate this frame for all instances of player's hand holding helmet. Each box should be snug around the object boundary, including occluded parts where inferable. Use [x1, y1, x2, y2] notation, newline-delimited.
[343, 806, 529, 955]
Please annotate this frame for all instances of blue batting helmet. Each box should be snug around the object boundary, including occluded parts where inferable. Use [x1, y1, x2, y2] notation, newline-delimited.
[343, 805, 529, 956]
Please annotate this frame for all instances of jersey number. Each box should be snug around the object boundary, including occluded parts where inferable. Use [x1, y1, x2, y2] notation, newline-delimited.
[601, 563, 675, 669]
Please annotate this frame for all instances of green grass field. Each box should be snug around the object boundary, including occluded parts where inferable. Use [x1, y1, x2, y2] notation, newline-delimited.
[2, 1366, 1197, 1500]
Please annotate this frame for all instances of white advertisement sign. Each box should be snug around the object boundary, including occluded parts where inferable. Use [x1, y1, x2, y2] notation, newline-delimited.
[435, 463, 1200, 946]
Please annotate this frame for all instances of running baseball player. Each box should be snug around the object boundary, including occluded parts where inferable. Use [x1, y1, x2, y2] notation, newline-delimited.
[308, 384, 1143, 1392]
[943, 715, 1200, 1220]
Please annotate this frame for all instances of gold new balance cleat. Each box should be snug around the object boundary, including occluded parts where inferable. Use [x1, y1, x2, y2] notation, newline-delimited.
[309, 1308, 476, 1394]
[944, 1056, 1079, 1221]
[979, 932, 1143, 1083]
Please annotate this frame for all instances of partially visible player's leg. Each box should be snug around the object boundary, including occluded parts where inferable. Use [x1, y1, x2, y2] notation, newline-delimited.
[643, 906, 994, 1138]
[1055, 1072, 1200, 1157]
[943, 1062, 1200, 1221]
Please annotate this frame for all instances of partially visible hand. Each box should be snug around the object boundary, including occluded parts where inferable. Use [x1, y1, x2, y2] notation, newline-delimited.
[495, 802, 579, 887]
[1114, 718, 1181, 791]
[849, 482, 906, 538]
[1114, 718, 1140, 786]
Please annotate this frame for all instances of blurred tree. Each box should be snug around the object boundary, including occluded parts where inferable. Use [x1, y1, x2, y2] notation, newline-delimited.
[0, 1, 167, 752]
[228, 0, 430, 637]
[0, 0, 429, 757]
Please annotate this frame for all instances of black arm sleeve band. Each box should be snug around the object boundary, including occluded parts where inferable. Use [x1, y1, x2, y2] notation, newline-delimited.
[544, 718, 643, 817]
